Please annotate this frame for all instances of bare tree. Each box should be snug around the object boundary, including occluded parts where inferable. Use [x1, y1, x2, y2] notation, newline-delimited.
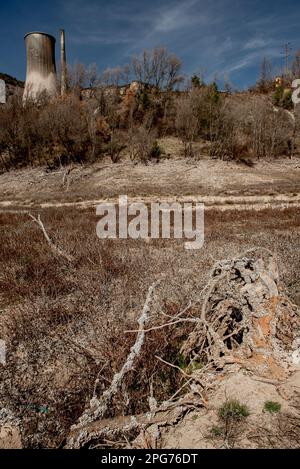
[292, 50, 300, 79]
[67, 62, 87, 95]
[100, 66, 129, 87]
[132, 47, 183, 91]
[175, 89, 201, 157]
[257, 57, 273, 92]
[87, 63, 99, 88]
[123, 63, 131, 84]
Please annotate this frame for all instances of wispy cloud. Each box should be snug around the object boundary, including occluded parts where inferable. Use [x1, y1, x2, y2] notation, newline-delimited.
[22, 0, 300, 87]
[154, 0, 204, 32]
[223, 46, 282, 75]
[68, 31, 132, 45]
[244, 37, 270, 50]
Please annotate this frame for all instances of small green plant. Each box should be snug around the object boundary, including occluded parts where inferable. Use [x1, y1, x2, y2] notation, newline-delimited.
[38, 405, 50, 415]
[177, 355, 203, 374]
[264, 401, 281, 414]
[177, 354, 187, 369]
[137, 90, 151, 111]
[186, 360, 204, 374]
[219, 399, 250, 421]
[191, 74, 204, 88]
[150, 140, 162, 161]
[273, 85, 284, 106]
[273, 86, 293, 109]
[211, 425, 223, 437]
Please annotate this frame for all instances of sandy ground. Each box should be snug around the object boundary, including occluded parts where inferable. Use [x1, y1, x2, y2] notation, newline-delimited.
[161, 368, 300, 449]
[0, 155, 299, 211]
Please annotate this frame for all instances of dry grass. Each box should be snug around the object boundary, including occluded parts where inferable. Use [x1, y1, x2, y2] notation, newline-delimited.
[0, 206, 299, 447]
[0, 154, 300, 206]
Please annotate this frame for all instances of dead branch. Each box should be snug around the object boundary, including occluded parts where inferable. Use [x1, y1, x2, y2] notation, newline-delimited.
[161, 301, 192, 320]
[155, 355, 208, 407]
[124, 317, 199, 334]
[62, 165, 81, 192]
[124, 301, 196, 333]
[155, 355, 191, 379]
[29, 213, 74, 262]
[167, 377, 194, 402]
[76, 279, 161, 426]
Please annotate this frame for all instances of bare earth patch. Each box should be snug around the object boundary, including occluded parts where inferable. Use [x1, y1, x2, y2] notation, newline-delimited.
[0, 152, 299, 208]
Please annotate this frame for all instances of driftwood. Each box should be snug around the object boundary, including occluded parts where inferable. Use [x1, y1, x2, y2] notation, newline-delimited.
[180, 249, 300, 380]
[66, 398, 200, 449]
[66, 280, 161, 448]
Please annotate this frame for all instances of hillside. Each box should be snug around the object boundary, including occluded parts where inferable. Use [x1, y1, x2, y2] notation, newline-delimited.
[0, 72, 24, 88]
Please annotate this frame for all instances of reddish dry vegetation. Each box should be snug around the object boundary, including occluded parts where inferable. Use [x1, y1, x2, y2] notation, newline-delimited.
[0, 206, 299, 447]
[1, 62, 299, 173]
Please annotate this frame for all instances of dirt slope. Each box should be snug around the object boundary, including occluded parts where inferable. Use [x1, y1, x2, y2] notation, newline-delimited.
[0, 154, 299, 209]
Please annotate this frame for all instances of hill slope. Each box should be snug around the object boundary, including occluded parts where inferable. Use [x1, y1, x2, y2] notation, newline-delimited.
[0, 73, 24, 88]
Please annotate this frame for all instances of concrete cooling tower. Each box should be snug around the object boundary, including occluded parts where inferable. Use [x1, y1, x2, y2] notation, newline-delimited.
[23, 32, 57, 102]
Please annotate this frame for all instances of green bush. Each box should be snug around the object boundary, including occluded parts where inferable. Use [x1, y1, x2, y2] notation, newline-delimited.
[273, 86, 284, 106]
[191, 74, 203, 88]
[150, 140, 162, 161]
[273, 86, 293, 110]
[219, 399, 250, 421]
[264, 401, 281, 413]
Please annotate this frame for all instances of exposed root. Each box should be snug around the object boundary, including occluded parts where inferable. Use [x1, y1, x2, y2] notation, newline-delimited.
[181, 250, 299, 378]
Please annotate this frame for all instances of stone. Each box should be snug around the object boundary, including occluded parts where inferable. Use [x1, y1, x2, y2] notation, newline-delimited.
[0, 423, 22, 449]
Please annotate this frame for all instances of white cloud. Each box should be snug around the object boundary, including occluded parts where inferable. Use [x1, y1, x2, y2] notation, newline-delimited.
[68, 33, 132, 45]
[244, 37, 270, 50]
[224, 47, 281, 74]
[154, 0, 205, 32]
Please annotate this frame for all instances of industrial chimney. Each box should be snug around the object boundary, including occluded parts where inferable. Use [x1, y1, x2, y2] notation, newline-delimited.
[60, 29, 67, 96]
[23, 32, 57, 103]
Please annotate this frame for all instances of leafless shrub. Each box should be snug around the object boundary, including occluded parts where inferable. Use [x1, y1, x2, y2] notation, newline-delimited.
[175, 86, 221, 157]
[67, 61, 87, 95]
[0, 95, 106, 170]
[127, 125, 157, 163]
[211, 97, 294, 161]
[105, 130, 126, 163]
[175, 91, 200, 157]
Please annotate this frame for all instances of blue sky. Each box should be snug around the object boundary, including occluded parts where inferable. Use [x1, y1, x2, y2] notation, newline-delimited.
[0, 0, 300, 89]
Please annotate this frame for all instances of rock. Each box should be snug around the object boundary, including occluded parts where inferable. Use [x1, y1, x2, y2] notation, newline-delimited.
[293, 292, 300, 307]
[0, 409, 22, 449]
[0, 423, 22, 449]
